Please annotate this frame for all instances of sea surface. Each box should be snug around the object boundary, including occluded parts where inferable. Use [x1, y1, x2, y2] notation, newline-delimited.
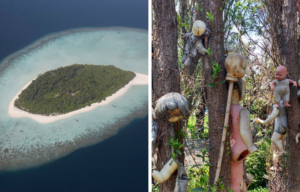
[0, 0, 148, 191]
[0, 117, 148, 192]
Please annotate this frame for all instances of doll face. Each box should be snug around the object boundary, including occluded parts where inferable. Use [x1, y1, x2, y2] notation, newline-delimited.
[275, 66, 287, 81]
[225, 53, 247, 78]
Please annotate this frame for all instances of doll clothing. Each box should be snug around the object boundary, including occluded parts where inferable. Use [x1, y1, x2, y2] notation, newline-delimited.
[274, 78, 290, 103]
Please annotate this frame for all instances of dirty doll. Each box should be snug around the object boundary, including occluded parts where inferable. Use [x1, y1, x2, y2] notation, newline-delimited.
[270, 65, 297, 108]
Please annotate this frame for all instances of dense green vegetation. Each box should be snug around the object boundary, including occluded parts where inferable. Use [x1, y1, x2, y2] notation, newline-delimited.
[15, 64, 135, 115]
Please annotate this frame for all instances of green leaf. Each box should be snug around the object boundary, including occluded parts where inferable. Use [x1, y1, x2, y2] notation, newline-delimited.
[176, 149, 182, 155]
[208, 83, 215, 88]
[178, 143, 184, 149]
[204, 161, 212, 166]
[177, 13, 181, 23]
[192, 188, 205, 192]
[181, 23, 190, 27]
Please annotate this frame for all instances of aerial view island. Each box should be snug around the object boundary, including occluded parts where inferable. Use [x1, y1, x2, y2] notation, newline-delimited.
[14, 64, 136, 115]
[0, 28, 148, 171]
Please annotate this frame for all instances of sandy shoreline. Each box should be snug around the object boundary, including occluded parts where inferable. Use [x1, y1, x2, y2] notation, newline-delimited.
[8, 73, 148, 124]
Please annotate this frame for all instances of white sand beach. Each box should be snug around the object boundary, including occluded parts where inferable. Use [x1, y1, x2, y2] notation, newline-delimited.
[8, 73, 148, 124]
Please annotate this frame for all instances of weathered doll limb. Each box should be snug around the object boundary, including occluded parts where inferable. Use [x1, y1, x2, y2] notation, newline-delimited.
[239, 108, 258, 154]
[295, 133, 300, 143]
[270, 81, 276, 91]
[271, 132, 285, 157]
[254, 106, 279, 125]
[283, 92, 291, 107]
[270, 144, 282, 171]
[195, 40, 207, 55]
[284, 101, 291, 107]
[231, 161, 243, 192]
[289, 79, 297, 87]
[152, 158, 178, 183]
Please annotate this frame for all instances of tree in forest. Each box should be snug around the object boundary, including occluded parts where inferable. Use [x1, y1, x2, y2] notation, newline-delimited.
[152, 0, 300, 191]
[195, 0, 232, 189]
[152, 0, 185, 191]
[263, 0, 300, 191]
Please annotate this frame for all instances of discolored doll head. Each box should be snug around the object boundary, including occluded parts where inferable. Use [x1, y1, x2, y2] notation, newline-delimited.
[192, 20, 206, 36]
[225, 53, 247, 80]
[275, 66, 287, 81]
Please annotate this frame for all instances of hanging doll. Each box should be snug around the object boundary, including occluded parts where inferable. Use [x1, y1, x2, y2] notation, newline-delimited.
[255, 100, 288, 158]
[269, 65, 297, 108]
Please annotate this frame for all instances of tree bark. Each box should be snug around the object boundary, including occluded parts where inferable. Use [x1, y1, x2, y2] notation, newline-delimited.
[199, 0, 231, 189]
[152, 0, 185, 191]
[281, 1, 300, 191]
[267, 0, 300, 191]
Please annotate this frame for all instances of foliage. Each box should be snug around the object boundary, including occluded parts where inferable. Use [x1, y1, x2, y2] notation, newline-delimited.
[246, 138, 270, 190]
[188, 147, 211, 192]
[248, 187, 269, 192]
[152, 184, 159, 192]
[187, 115, 208, 139]
[15, 64, 135, 115]
[187, 147, 234, 192]
[167, 138, 184, 160]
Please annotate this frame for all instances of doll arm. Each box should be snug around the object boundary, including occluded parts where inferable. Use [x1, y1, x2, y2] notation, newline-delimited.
[270, 81, 276, 91]
[289, 79, 297, 87]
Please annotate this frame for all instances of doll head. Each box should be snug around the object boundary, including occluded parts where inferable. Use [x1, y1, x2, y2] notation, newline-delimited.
[225, 53, 247, 79]
[275, 66, 287, 81]
[192, 20, 206, 36]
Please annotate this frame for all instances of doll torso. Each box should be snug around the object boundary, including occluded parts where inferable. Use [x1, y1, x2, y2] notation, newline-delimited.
[275, 79, 290, 95]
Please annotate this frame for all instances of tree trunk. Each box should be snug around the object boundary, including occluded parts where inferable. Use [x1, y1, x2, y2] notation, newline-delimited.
[199, 0, 231, 189]
[152, 0, 185, 191]
[281, 1, 300, 191]
[267, 0, 300, 191]
[179, 0, 187, 34]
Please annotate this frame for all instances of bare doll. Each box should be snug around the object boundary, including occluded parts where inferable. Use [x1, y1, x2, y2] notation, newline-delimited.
[270, 66, 297, 108]
[255, 100, 287, 157]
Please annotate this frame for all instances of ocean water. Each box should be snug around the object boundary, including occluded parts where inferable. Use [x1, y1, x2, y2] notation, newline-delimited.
[0, 0, 148, 191]
[0, 117, 148, 192]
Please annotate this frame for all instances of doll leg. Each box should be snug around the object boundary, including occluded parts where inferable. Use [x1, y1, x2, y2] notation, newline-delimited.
[271, 132, 285, 157]
[283, 93, 291, 107]
[239, 109, 258, 153]
[274, 93, 281, 108]
[231, 161, 243, 192]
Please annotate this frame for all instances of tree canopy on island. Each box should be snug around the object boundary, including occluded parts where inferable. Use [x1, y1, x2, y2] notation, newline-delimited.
[14, 64, 136, 115]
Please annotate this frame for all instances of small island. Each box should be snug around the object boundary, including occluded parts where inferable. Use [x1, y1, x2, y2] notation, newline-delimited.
[14, 64, 136, 115]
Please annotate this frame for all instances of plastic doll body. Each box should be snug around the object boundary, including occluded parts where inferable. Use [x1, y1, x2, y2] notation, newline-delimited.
[270, 66, 297, 108]
[255, 101, 287, 157]
[152, 158, 178, 183]
[230, 161, 243, 192]
[230, 105, 257, 162]
[230, 79, 257, 191]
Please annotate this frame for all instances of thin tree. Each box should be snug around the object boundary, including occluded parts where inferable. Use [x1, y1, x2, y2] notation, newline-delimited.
[265, 0, 300, 191]
[152, 0, 185, 191]
[197, 0, 232, 189]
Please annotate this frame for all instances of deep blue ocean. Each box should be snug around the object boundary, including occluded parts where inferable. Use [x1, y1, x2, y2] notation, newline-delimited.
[0, 0, 148, 191]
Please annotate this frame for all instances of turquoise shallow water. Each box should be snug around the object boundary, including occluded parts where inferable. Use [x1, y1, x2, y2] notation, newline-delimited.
[0, 28, 148, 171]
